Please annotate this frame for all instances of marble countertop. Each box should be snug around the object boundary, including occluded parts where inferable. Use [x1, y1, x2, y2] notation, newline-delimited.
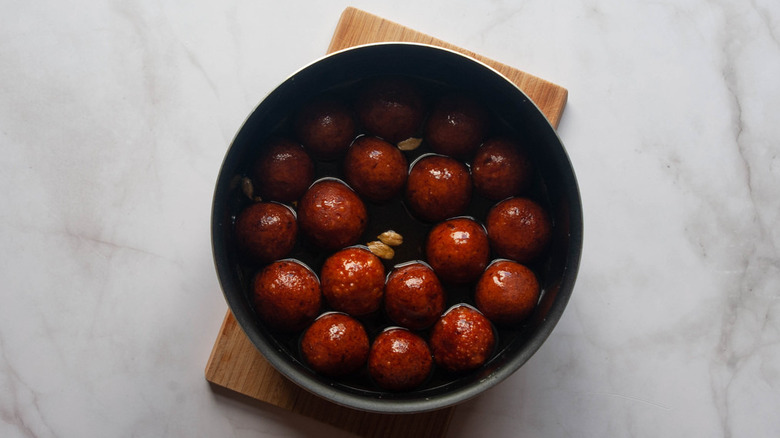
[2, 1, 778, 437]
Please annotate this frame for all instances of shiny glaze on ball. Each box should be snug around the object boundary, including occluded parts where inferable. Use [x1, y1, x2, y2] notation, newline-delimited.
[294, 97, 357, 160]
[405, 155, 472, 223]
[343, 136, 408, 202]
[475, 260, 540, 326]
[251, 260, 321, 332]
[425, 93, 489, 158]
[486, 197, 552, 263]
[472, 137, 534, 201]
[425, 217, 489, 284]
[384, 262, 446, 330]
[429, 305, 495, 374]
[251, 138, 314, 203]
[355, 76, 426, 143]
[320, 247, 385, 316]
[234, 202, 297, 264]
[297, 179, 367, 252]
[369, 328, 433, 391]
[300, 313, 369, 378]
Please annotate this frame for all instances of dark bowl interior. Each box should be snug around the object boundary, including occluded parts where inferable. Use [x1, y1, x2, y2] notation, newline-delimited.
[211, 43, 583, 413]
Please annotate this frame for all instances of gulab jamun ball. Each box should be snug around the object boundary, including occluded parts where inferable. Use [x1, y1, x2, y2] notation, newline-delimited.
[486, 197, 552, 263]
[229, 73, 564, 393]
[301, 312, 369, 378]
[251, 260, 321, 332]
[425, 93, 489, 158]
[355, 76, 426, 144]
[294, 97, 357, 161]
[475, 260, 540, 326]
[234, 202, 297, 264]
[343, 136, 408, 202]
[425, 217, 489, 284]
[472, 137, 534, 201]
[320, 247, 385, 316]
[297, 179, 368, 252]
[405, 155, 472, 223]
[384, 262, 446, 330]
[429, 305, 495, 374]
[369, 328, 433, 392]
[251, 137, 314, 203]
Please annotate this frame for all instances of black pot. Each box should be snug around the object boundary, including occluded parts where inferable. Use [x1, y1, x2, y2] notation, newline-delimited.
[211, 43, 583, 413]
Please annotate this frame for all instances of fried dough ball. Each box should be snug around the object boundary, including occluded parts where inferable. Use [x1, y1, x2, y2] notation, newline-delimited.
[475, 260, 540, 326]
[384, 262, 445, 330]
[301, 313, 369, 378]
[369, 328, 433, 391]
[251, 138, 314, 203]
[355, 76, 426, 143]
[486, 197, 552, 263]
[297, 179, 368, 252]
[472, 137, 534, 200]
[343, 136, 408, 202]
[405, 155, 472, 223]
[429, 305, 495, 374]
[425, 217, 489, 284]
[294, 97, 357, 160]
[251, 260, 321, 332]
[320, 247, 385, 316]
[425, 93, 489, 158]
[234, 202, 297, 264]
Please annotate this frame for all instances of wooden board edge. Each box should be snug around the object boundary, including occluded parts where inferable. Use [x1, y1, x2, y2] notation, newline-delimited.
[205, 311, 233, 383]
[327, 7, 568, 127]
[204, 7, 569, 437]
[206, 311, 455, 438]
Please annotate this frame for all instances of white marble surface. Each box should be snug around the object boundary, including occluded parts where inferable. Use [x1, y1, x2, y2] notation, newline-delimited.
[1, 1, 779, 436]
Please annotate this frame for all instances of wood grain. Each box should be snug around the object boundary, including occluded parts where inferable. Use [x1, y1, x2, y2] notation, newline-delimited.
[205, 7, 568, 438]
[206, 313, 455, 438]
[328, 7, 567, 128]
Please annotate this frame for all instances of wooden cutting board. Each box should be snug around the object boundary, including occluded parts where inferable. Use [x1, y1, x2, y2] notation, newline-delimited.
[205, 7, 568, 438]
[327, 9, 567, 127]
